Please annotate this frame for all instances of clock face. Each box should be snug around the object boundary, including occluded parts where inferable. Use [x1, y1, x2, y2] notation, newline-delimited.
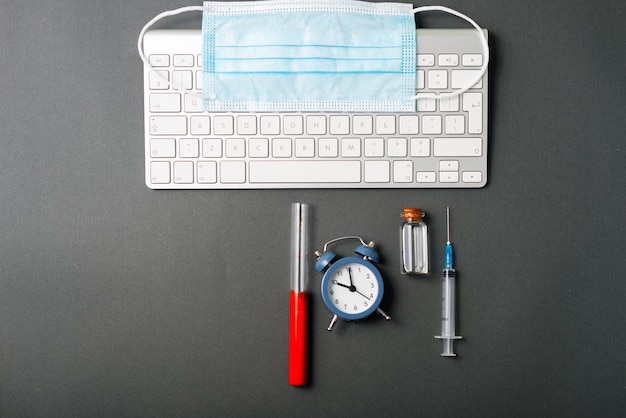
[321, 257, 384, 321]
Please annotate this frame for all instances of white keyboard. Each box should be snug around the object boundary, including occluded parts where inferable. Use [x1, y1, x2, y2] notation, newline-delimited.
[142, 29, 488, 189]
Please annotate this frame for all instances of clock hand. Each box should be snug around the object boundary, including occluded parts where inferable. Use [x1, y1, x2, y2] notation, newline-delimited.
[332, 280, 351, 290]
[333, 278, 370, 300]
[345, 269, 371, 299]
[348, 267, 354, 287]
[344, 268, 361, 293]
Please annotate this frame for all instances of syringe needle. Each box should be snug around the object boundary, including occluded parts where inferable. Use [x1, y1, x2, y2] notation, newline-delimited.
[445, 206, 453, 269]
[446, 206, 450, 244]
[436, 206, 462, 357]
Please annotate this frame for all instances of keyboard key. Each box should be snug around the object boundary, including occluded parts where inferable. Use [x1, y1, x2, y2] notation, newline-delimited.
[417, 54, 435, 67]
[451, 70, 483, 89]
[462, 54, 483, 67]
[149, 54, 169, 67]
[172, 70, 193, 90]
[387, 137, 407, 157]
[272, 138, 292, 157]
[415, 93, 436, 112]
[428, 70, 448, 89]
[399, 115, 419, 134]
[306, 116, 326, 135]
[149, 93, 180, 113]
[174, 161, 193, 183]
[439, 95, 459, 112]
[445, 115, 465, 134]
[439, 54, 459, 67]
[422, 116, 442, 135]
[462, 171, 483, 183]
[197, 161, 217, 183]
[393, 161, 413, 183]
[318, 138, 338, 157]
[150, 138, 175, 157]
[250, 161, 360, 183]
[439, 160, 459, 171]
[150, 161, 170, 184]
[410, 138, 430, 157]
[434, 138, 482, 157]
[284, 116, 303, 135]
[185, 94, 203, 113]
[195, 70, 203, 90]
[190, 115, 210, 135]
[149, 70, 169, 90]
[220, 161, 246, 183]
[440, 172, 459, 183]
[237, 115, 257, 135]
[353, 115, 373, 135]
[341, 138, 361, 157]
[150, 116, 186, 135]
[260, 115, 280, 135]
[214, 116, 234, 135]
[295, 138, 315, 157]
[416, 172, 436, 182]
[329, 115, 350, 135]
[416, 70, 425, 89]
[364, 161, 390, 183]
[463, 92, 483, 134]
[202, 138, 222, 157]
[364, 137, 384, 157]
[173, 54, 194, 67]
[179, 138, 199, 158]
[249, 138, 269, 158]
[375, 115, 395, 135]
[225, 138, 245, 158]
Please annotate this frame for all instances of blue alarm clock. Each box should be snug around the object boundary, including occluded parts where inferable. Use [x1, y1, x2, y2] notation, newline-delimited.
[315, 236, 391, 331]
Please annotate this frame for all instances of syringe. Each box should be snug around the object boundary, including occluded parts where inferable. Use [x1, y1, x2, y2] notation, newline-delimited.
[435, 206, 462, 356]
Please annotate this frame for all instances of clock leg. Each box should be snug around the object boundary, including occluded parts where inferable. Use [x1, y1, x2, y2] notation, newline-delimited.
[376, 307, 391, 320]
[327, 314, 339, 331]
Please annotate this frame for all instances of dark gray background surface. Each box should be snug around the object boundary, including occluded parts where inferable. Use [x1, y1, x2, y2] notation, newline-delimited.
[1, 1, 625, 417]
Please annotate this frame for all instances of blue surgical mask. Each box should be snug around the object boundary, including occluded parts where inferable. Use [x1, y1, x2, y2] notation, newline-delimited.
[138, 3, 489, 110]
[202, 0, 416, 112]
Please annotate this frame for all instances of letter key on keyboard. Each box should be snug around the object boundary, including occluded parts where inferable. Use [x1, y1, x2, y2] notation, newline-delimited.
[142, 29, 489, 189]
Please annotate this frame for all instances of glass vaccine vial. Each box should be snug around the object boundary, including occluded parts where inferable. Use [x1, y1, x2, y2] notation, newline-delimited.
[400, 208, 429, 275]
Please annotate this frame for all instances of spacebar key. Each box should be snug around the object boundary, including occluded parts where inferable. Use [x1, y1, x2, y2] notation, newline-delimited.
[250, 161, 361, 183]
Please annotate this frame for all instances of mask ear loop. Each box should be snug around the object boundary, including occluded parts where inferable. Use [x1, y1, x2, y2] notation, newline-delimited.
[137, 6, 203, 98]
[410, 5, 489, 101]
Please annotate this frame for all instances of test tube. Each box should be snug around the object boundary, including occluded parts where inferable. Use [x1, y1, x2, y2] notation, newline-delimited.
[289, 203, 309, 386]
